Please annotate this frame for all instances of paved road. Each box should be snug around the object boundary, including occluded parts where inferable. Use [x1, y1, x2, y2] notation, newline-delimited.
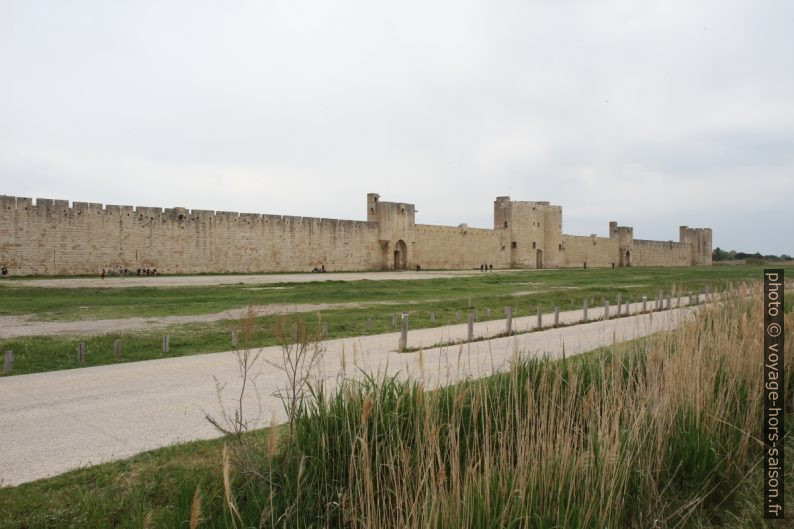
[0, 299, 698, 487]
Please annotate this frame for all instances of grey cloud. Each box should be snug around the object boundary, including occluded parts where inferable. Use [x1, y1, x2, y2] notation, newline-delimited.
[0, 0, 792, 254]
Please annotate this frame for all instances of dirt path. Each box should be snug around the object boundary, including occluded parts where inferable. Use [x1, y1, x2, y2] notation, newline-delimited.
[0, 302, 370, 339]
[6, 269, 496, 289]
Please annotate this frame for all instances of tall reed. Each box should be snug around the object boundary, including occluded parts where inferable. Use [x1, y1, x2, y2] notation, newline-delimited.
[228, 288, 792, 528]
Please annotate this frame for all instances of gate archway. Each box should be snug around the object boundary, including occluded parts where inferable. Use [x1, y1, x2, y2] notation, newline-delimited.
[394, 240, 407, 270]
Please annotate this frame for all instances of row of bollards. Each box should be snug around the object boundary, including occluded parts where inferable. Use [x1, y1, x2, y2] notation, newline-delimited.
[0, 288, 706, 374]
[392, 286, 704, 352]
[2, 334, 174, 374]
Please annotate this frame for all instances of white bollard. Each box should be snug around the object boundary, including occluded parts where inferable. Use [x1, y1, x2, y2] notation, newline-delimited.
[3, 351, 12, 374]
[398, 313, 408, 352]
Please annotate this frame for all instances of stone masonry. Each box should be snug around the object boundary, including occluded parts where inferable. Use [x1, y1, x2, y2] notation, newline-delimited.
[0, 193, 712, 275]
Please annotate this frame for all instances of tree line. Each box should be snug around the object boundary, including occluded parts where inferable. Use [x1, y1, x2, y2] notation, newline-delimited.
[713, 247, 792, 262]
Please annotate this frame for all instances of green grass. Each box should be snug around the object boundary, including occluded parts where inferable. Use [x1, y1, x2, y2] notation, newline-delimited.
[0, 265, 786, 321]
[1, 265, 792, 377]
[0, 346, 642, 529]
[0, 428, 280, 528]
[2, 295, 791, 528]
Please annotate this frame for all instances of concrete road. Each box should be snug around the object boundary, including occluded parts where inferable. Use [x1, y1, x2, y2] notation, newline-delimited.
[0, 299, 698, 487]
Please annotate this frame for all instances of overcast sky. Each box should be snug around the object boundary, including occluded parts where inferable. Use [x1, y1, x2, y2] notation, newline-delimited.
[1, 0, 792, 254]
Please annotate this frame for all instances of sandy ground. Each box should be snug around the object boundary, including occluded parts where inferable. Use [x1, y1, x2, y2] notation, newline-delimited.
[0, 269, 524, 338]
[0, 298, 699, 486]
[0, 298, 453, 339]
[6, 269, 496, 289]
[0, 302, 371, 339]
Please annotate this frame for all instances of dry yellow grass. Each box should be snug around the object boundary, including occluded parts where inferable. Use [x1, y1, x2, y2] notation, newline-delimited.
[222, 284, 790, 528]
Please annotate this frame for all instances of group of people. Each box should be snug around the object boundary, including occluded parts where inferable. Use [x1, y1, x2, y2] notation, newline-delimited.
[479, 264, 494, 271]
[1, 266, 8, 277]
[100, 267, 159, 279]
[311, 265, 326, 273]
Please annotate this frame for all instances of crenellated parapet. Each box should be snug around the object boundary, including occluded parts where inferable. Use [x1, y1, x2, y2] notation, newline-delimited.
[679, 226, 713, 266]
[0, 193, 713, 276]
[493, 196, 563, 269]
[0, 195, 374, 228]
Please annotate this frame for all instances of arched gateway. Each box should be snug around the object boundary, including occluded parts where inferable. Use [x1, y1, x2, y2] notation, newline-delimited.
[394, 240, 407, 270]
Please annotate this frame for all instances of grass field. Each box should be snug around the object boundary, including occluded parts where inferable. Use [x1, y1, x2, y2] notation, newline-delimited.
[0, 265, 783, 320]
[1, 264, 791, 376]
[1, 287, 791, 528]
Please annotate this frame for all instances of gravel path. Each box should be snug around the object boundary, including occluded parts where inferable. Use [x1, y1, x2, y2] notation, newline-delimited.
[6, 269, 489, 289]
[0, 302, 369, 339]
[0, 298, 699, 486]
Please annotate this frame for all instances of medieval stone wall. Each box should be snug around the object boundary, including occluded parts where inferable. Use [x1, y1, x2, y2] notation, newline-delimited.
[631, 239, 691, 267]
[413, 224, 511, 270]
[0, 196, 383, 275]
[560, 235, 621, 268]
[0, 193, 713, 276]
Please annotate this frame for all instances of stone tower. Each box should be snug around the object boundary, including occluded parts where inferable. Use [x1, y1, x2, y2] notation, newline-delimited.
[494, 196, 563, 269]
[609, 221, 635, 266]
[367, 193, 416, 270]
[679, 226, 713, 266]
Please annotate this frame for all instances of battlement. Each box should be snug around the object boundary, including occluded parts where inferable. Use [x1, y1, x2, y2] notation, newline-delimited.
[494, 196, 559, 208]
[0, 195, 373, 228]
[0, 192, 713, 275]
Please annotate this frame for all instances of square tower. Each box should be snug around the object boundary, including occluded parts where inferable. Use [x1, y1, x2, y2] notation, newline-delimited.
[367, 193, 416, 270]
[494, 197, 563, 269]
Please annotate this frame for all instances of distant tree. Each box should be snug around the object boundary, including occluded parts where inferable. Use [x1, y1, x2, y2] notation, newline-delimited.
[712, 247, 728, 261]
[713, 249, 790, 261]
